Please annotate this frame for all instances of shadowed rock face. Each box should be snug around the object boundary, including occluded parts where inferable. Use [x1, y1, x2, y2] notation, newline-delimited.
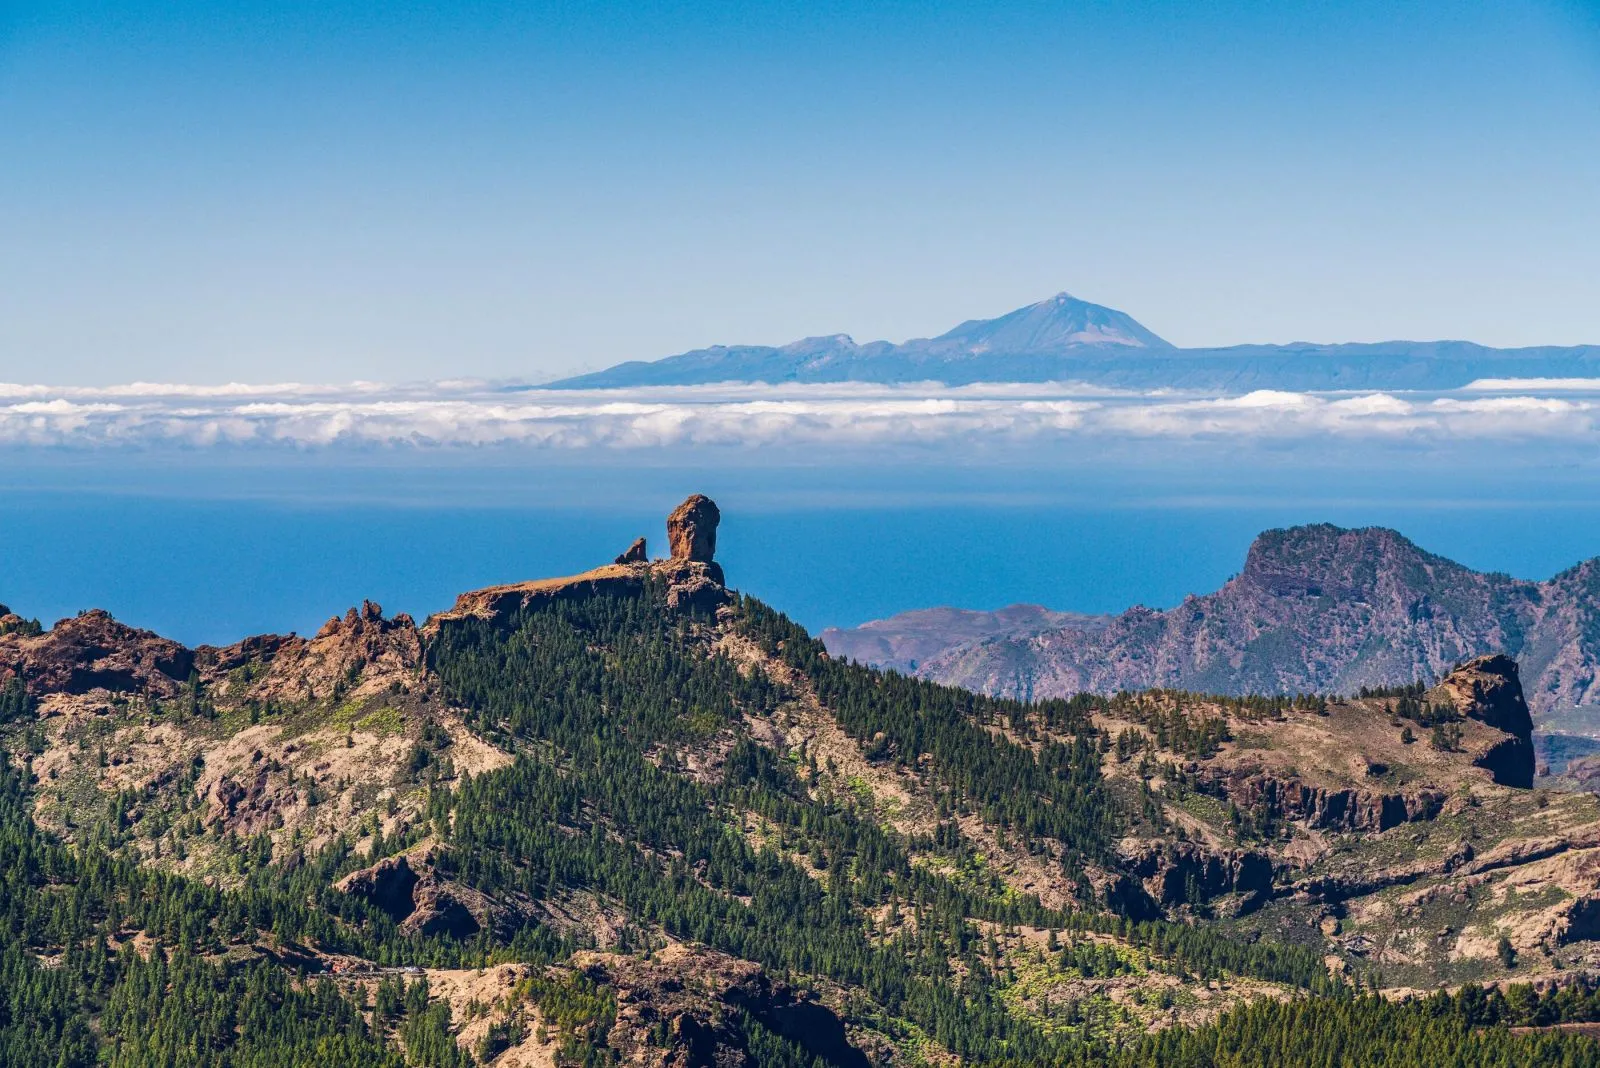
[667, 495, 719, 563]
[338, 854, 421, 922]
[336, 847, 510, 939]
[577, 944, 870, 1068]
[1431, 653, 1536, 788]
[1122, 841, 1274, 913]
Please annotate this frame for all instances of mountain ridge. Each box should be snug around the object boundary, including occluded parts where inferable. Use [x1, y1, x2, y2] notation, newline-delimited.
[823, 523, 1600, 730]
[9, 499, 1600, 1064]
[546, 294, 1600, 391]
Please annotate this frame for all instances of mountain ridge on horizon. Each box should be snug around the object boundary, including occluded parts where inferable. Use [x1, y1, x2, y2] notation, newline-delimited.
[822, 520, 1600, 732]
[545, 293, 1600, 391]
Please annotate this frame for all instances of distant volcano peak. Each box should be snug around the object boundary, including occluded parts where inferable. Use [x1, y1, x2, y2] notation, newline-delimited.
[931, 292, 1173, 354]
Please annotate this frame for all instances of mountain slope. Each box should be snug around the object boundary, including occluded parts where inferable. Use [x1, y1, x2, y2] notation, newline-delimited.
[545, 294, 1600, 390]
[824, 524, 1600, 730]
[546, 293, 1174, 389]
[6, 500, 1600, 1064]
[820, 605, 1105, 676]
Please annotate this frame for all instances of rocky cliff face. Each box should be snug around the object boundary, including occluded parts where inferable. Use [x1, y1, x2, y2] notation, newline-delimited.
[337, 845, 515, 939]
[666, 494, 719, 563]
[1431, 653, 1536, 787]
[826, 524, 1600, 727]
[576, 944, 869, 1068]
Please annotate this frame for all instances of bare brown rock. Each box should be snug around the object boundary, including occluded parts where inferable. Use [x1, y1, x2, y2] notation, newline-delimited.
[615, 537, 648, 565]
[657, 560, 728, 613]
[199, 600, 421, 702]
[429, 564, 653, 627]
[666, 494, 720, 563]
[0, 605, 40, 638]
[1121, 841, 1275, 911]
[0, 609, 194, 698]
[335, 853, 421, 921]
[1204, 768, 1446, 832]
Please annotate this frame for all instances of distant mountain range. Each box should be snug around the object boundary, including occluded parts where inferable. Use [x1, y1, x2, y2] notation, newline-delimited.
[822, 524, 1600, 731]
[546, 293, 1600, 391]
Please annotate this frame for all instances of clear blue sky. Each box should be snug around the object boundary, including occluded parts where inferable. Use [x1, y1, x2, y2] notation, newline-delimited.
[2, 0, 1598, 384]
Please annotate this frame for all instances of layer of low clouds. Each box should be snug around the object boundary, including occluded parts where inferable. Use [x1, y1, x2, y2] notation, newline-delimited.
[1, 381, 1598, 452]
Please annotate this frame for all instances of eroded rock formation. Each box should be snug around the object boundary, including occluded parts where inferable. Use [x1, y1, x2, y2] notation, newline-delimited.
[667, 494, 719, 563]
[1121, 841, 1275, 912]
[433, 495, 730, 624]
[1430, 653, 1535, 788]
[614, 537, 648, 564]
[1202, 768, 1446, 832]
[0, 609, 194, 698]
[199, 600, 422, 702]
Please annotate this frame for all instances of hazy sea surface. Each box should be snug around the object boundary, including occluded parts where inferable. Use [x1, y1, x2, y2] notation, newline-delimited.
[3, 458, 1599, 645]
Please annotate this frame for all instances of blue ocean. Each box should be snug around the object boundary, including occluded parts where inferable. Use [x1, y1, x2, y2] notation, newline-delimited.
[2, 457, 1598, 645]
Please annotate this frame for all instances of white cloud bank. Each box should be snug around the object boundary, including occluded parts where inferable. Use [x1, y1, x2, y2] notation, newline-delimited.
[0, 381, 1595, 450]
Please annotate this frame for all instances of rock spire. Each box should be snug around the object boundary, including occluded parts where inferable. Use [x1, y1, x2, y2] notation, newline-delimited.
[667, 494, 720, 563]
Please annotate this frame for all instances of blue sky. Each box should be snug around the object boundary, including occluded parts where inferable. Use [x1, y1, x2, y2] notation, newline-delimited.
[2, 1, 1598, 384]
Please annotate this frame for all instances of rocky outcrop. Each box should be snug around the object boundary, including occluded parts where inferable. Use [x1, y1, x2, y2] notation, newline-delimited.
[432, 496, 730, 626]
[199, 600, 422, 702]
[430, 564, 653, 625]
[657, 559, 728, 613]
[1556, 895, 1600, 946]
[1121, 841, 1274, 912]
[1295, 840, 1478, 904]
[0, 605, 41, 638]
[667, 494, 720, 563]
[660, 495, 726, 610]
[1430, 653, 1535, 787]
[337, 846, 511, 939]
[577, 943, 869, 1068]
[336, 853, 421, 921]
[0, 609, 194, 698]
[1201, 768, 1444, 832]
